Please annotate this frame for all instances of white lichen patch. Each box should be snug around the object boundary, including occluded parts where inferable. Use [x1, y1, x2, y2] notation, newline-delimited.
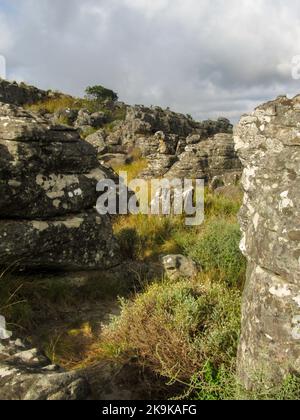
[85, 167, 106, 181]
[265, 334, 273, 341]
[293, 295, 300, 307]
[269, 284, 291, 298]
[253, 213, 260, 231]
[53, 200, 61, 208]
[279, 191, 294, 211]
[32, 221, 49, 232]
[36, 173, 80, 200]
[239, 234, 247, 256]
[53, 217, 84, 229]
[68, 188, 83, 199]
[266, 137, 284, 153]
[291, 316, 300, 340]
[8, 179, 21, 188]
[2, 141, 19, 166]
[243, 166, 259, 191]
[0, 366, 16, 379]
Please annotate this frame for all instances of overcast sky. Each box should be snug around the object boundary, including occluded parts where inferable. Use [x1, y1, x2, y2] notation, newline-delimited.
[1, 0, 300, 122]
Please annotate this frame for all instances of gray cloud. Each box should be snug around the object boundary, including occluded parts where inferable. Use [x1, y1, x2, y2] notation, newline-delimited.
[1, 0, 300, 121]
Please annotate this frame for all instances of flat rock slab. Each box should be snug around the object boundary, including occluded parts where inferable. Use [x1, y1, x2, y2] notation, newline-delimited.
[0, 167, 109, 218]
[0, 138, 99, 176]
[0, 212, 121, 270]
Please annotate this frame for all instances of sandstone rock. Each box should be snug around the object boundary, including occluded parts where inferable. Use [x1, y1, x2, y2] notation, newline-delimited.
[0, 339, 90, 400]
[0, 79, 49, 106]
[165, 133, 242, 182]
[0, 168, 110, 218]
[75, 109, 107, 129]
[0, 212, 120, 270]
[100, 153, 132, 168]
[96, 105, 240, 183]
[85, 129, 107, 155]
[0, 137, 98, 177]
[234, 94, 300, 389]
[52, 108, 79, 125]
[161, 255, 198, 280]
[0, 102, 121, 271]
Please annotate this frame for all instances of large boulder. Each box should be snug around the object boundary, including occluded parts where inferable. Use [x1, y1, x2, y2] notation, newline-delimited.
[0, 102, 121, 271]
[234, 95, 300, 389]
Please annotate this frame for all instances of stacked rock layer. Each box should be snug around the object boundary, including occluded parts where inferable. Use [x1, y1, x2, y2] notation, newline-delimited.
[0, 103, 120, 271]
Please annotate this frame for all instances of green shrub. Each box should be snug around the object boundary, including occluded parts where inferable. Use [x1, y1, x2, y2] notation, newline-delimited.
[176, 219, 246, 287]
[85, 85, 118, 102]
[102, 279, 241, 385]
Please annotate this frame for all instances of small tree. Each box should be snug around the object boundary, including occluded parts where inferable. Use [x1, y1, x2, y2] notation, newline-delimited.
[85, 85, 118, 102]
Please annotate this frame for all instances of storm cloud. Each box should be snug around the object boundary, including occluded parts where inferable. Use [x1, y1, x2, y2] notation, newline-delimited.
[1, 0, 300, 121]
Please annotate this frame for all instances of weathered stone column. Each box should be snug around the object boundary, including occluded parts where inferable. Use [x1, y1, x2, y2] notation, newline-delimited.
[234, 95, 300, 388]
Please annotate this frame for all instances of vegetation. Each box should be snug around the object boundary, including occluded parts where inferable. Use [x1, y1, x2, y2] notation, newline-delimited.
[176, 219, 246, 287]
[85, 85, 118, 102]
[101, 279, 241, 385]
[26, 95, 84, 114]
[25, 89, 126, 126]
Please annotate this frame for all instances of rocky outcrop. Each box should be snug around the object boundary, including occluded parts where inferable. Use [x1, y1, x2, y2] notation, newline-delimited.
[234, 95, 300, 389]
[161, 255, 198, 281]
[0, 102, 120, 270]
[87, 105, 242, 185]
[0, 79, 50, 106]
[0, 338, 90, 400]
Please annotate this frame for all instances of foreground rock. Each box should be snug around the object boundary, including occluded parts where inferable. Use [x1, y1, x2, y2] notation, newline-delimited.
[0, 102, 120, 270]
[234, 95, 300, 389]
[0, 339, 89, 400]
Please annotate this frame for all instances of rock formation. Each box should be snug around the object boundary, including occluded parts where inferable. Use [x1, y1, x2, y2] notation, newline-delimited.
[0, 102, 120, 271]
[0, 78, 50, 106]
[86, 105, 242, 185]
[234, 95, 300, 388]
[0, 338, 90, 400]
[161, 254, 198, 281]
[0, 80, 242, 185]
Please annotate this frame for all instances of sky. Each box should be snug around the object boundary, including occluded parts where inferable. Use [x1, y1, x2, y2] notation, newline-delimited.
[1, 0, 300, 122]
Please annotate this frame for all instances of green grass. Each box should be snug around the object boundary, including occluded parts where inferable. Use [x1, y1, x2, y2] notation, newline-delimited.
[26, 96, 127, 125]
[176, 218, 246, 287]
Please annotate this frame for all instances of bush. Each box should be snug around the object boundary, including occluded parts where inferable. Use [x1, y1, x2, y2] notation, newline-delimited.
[102, 279, 241, 385]
[85, 85, 118, 102]
[177, 219, 246, 287]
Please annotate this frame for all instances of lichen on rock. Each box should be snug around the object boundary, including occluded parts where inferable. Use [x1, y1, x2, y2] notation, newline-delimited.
[234, 95, 300, 389]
